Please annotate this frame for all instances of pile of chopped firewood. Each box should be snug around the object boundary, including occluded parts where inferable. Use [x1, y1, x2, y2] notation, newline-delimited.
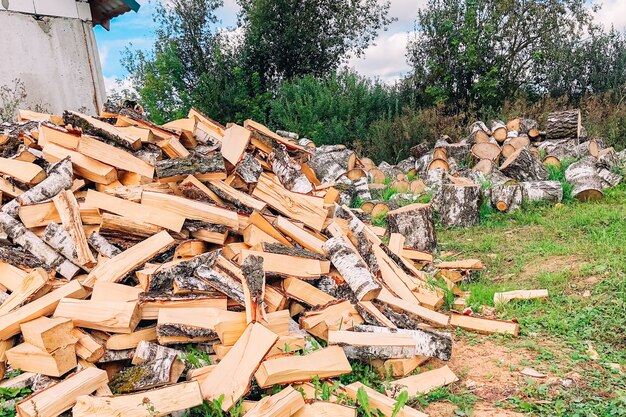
[0, 105, 599, 417]
[346, 109, 625, 228]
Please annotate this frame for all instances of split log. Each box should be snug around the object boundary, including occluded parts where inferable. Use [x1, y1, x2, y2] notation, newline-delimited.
[344, 382, 427, 417]
[241, 254, 266, 323]
[73, 381, 203, 417]
[323, 237, 381, 301]
[0, 268, 49, 315]
[20, 316, 74, 352]
[519, 180, 563, 204]
[156, 307, 239, 344]
[6, 342, 76, 377]
[72, 328, 105, 362]
[355, 324, 452, 361]
[244, 386, 305, 417]
[489, 184, 523, 212]
[155, 152, 226, 181]
[299, 299, 363, 339]
[377, 290, 450, 327]
[0, 212, 79, 278]
[308, 145, 355, 183]
[200, 322, 278, 410]
[253, 173, 327, 231]
[109, 341, 184, 393]
[52, 190, 95, 267]
[546, 109, 581, 140]
[438, 184, 481, 227]
[1, 157, 73, 218]
[54, 299, 140, 333]
[64, 111, 141, 150]
[269, 144, 313, 193]
[565, 158, 604, 201]
[84, 230, 175, 287]
[500, 148, 549, 181]
[387, 203, 436, 252]
[386, 365, 458, 397]
[195, 265, 245, 306]
[494, 289, 549, 304]
[449, 313, 519, 335]
[147, 251, 218, 293]
[254, 345, 351, 388]
[294, 402, 356, 417]
[0, 157, 46, 185]
[327, 330, 416, 360]
[15, 367, 108, 417]
[77, 136, 154, 178]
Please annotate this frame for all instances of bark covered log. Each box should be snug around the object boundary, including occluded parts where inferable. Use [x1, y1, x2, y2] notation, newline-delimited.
[41, 222, 81, 265]
[352, 177, 372, 201]
[500, 148, 549, 182]
[236, 153, 263, 184]
[565, 157, 604, 201]
[241, 254, 266, 322]
[597, 168, 622, 189]
[410, 142, 430, 159]
[194, 264, 245, 305]
[546, 110, 581, 140]
[519, 181, 563, 204]
[149, 251, 220, 293]
[439, 184, 481, 227]
[355, 324, 452, 361]
[1, 157, 73, 218]
[323, 237, 381, 301]
[155, 152, 225, 179]
[0, 212, 79, 278]
[308, 145, 355, 183]
[489, 184, 523, 212]
[88, 232, 122, 258]
[387, 203, 437, 252]
[269, 144, 313, 193]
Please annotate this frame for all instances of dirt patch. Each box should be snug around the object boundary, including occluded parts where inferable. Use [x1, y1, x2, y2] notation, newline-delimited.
[518, 255, 582, 281]
[424, 338, 534, 416]
[472, 403, 526, 416]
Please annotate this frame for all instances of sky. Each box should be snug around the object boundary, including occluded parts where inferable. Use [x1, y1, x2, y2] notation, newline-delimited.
[95, 0, 626, 92]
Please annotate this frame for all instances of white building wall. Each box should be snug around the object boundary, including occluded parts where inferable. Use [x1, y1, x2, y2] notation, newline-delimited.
[0, 2, 106, 117]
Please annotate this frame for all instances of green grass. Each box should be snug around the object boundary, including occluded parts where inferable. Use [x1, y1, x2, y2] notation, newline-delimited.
[438, 183, 626, 416]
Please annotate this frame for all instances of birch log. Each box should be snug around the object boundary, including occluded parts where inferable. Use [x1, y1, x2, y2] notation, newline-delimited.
[546, 110, 581, 140]
[323, 237, 381, 301]
[565, 158, 604, 201]
[88, 232, 122, 258]
[500, 148, 549, 182]
[489, 184, 523, 212]
[155, 152, 225, 179]
[386, 203, 436, 252]
[1, 157, 73, 218]
[439, 184, 481, 227]
[236, 153, 263, 184]
[0, 212, 79, 278]
[352, 177, 372, 201]
[355, 324, 452, 361]
[269, 144, 313, 193]
[519, 181, 563, 204]
[308, 145, 355, 183]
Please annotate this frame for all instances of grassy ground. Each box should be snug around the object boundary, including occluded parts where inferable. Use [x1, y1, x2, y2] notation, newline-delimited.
[429, 183, 626, 416]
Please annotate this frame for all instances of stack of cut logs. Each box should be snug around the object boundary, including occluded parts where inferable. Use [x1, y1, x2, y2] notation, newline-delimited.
[0, 106, 540, 417]
[352, 109, 624, 227]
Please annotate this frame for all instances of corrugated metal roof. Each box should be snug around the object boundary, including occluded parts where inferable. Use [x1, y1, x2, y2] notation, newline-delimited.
[89, 0, 140, 30]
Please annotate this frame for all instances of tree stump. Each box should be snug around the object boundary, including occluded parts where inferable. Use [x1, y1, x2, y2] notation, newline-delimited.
[322, 237, 381, 301]
[546, 110, 581, 140]
[565, 158, 604, 201]
[386, 203, 437, 252]
[519, 180, 563, 204]
[438, 184, 481, 227]
[500, 148, 549, 181]
[489, 184, 522, 212]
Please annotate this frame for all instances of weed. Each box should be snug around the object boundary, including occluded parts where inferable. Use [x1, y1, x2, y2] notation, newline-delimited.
[180, 344, 212, 368]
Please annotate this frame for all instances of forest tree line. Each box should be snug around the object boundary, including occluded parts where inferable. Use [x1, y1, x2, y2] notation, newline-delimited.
[120, 0, 626, 163]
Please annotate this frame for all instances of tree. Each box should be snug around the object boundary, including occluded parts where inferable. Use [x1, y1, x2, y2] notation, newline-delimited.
[122, 0, 269, 124]
[407, 0, 597, 111]
[238, 0, 394, 87]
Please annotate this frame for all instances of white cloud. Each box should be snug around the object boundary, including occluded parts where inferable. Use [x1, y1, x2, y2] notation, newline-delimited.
[594, 0, 626, 31]
[103, 76, 135, 95]
[348, 30, 415, 83]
